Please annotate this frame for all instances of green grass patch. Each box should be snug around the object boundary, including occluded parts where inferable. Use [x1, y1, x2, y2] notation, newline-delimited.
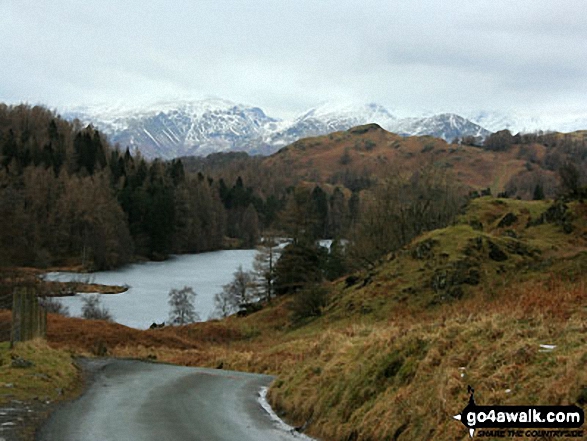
[0, 339, 80, 406]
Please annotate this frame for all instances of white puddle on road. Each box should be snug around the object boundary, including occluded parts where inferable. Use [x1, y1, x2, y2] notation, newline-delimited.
[258, 387, 316, 440]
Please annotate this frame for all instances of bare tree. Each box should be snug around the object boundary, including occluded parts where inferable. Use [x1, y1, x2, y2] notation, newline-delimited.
[559, 162, 582, 198]
[211, 289, 237, 319]
[39, 296, 70, 316]
[168, 286, 199, 325]
[279, 187, 316, 244]
[221, 265, 257, 312]
[349, 165, 465, 267]
[81, 295, 113, 321]
[504, 169, 557, 200]
[252, 237, 280, 302]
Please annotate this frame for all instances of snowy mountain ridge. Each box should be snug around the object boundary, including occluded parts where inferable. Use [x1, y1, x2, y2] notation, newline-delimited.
[62, 99, 492, 159]
[466, 110, 587, 134]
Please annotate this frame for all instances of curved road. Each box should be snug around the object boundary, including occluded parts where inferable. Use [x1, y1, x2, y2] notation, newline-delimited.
[38, 359, 310, 441]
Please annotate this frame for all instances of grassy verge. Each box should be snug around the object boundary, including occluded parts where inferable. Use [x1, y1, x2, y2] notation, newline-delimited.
[264, 278, 587, 440]
[0, 339, 82, 440]
[0, 339, 81, 406]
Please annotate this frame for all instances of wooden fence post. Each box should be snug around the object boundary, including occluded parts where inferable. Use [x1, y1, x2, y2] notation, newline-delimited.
[11, 290, 21, 347]
[39, 305, 47, 339]
[24, 291, 32, 341]
[11, 287, 46, 346]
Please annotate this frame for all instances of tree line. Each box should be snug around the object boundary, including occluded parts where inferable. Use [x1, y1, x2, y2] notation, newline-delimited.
[210, 164, 467, 322]
[0, 104, 366, 272]
[3, 104, 528, 313]
[455, 129, 587, 200]
[0, 104, 253, 269]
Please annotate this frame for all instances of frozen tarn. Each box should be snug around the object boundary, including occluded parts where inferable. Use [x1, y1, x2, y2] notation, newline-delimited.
[44, 249, 257, 329]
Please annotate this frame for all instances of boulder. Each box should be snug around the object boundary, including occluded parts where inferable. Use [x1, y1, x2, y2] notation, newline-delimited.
[488, 241, 508, 261]
[497, 212, 518, 228]
[411, 239, 437, 260]
[11, 355, 34, 369]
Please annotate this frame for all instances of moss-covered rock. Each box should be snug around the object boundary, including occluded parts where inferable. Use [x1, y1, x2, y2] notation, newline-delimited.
[497, 212, 518, 228]
[411, 239, 437, 260]
[430, 258, 481, 302]
[528, 200, 574, 233]
[488, 240, 508, 261]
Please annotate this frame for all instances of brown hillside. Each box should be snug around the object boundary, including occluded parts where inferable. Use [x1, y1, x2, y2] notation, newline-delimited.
[262, 124, 554, 193]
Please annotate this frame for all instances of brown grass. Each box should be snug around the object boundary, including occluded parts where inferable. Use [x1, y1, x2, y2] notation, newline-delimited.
[263, 277, 587, 440]
[38, 198, 587, 440]
[40, 273, 587, 440]
[262, 127, 540, 193]
[46, 315, 202, 354]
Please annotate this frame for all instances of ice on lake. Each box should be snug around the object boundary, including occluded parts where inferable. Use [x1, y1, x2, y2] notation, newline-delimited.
[44, 249, 258, 329]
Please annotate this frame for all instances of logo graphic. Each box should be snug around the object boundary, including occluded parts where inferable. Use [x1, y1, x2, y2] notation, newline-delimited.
[453, 386, 585, 438]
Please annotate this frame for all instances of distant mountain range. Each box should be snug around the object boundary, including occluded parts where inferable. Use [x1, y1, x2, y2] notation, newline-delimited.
[61, 99, 493, 159]
[466, 110, 587, 135]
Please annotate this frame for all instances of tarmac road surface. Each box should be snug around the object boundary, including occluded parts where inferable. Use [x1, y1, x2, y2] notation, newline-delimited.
[37, 359, 310, 441]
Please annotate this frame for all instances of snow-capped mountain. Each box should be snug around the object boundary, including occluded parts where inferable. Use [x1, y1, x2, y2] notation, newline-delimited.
[64, 99, 278, 158]
[391, 114, 491, 141]
[265, 102, 398, 148]
[468, 111, 548, 134]
[63, 99, 492, 159]
[468, 110, 587, 134]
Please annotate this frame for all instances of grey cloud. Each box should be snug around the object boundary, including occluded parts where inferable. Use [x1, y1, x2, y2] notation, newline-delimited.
[1, 0, 586, 122]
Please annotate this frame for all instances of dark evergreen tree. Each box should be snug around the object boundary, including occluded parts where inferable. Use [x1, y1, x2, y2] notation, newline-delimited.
[241, 204, 260, 248]
[170, 159, 185, 185]
[144, 161, 175, 258]
[2, 129, 18, 169]
[324, 239, 348, 281]
[310, 186, 329, 239]
[348, 190, 360, 228]
[273, 242, 324, 295]
[533, 183, 545, 200]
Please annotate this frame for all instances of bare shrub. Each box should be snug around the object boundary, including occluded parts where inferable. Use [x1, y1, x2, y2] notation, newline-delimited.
[168, 286, 199, 325]
[349, 165, 466, 267]
[81, 295, 113, 321]
[289, 284, 328, 323]
[39, 297, 70, 316]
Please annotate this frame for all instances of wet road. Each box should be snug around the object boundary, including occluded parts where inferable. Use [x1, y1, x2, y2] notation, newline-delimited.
[38, 359, 307, 441]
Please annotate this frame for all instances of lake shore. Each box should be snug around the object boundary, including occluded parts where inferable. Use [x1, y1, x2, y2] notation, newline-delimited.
[43, 249, 259, 329]
[1, 267, 129, 297]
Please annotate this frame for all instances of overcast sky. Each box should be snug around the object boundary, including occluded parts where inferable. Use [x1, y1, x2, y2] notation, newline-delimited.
[1, 0, 586, 121]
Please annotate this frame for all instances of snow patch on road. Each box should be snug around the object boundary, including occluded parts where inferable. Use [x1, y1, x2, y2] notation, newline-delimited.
[258, 387, 315, 440]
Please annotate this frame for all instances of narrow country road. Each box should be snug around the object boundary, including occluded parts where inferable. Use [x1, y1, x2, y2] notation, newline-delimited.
[37, 359, 311, 441]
